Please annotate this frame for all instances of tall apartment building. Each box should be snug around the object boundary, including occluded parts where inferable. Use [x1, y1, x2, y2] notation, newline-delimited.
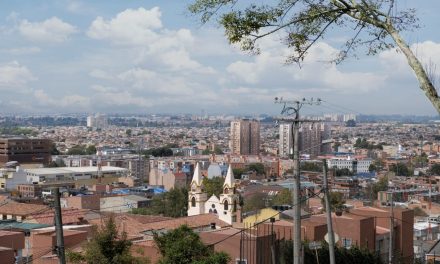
[279, 124, 293, 157]
[0, 138, 52, 165]
[230, 120, 260, 155]
[86, 114, 108, 130]
[278, 122, 331, 157]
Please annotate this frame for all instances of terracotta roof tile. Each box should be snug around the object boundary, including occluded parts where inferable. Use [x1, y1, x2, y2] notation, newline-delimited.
[0, 202, 49, 216]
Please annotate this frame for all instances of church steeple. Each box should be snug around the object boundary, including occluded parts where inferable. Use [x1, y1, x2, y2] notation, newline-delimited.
[224, 164, 235, 189]
[191, 162, 203, 187]
[187, 162, 207, 216]
[219, 164, 238, 224]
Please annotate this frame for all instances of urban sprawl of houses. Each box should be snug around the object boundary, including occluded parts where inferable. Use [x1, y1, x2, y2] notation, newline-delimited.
[1, 113, 440, 263]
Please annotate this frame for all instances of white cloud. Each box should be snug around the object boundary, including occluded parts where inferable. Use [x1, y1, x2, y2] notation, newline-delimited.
[0, 61, 36, 90]
[0, 46, 41, 55]
[225, 41, 386, 94]
[89, 69, 114, 80]
[98, 91, 153, 108]
[118, 68, 156, 88]
[380, 41, 440, 77]
[34, 89, 90, 108]
[19, 17, 78, 43]
[87, 7, 162, 45]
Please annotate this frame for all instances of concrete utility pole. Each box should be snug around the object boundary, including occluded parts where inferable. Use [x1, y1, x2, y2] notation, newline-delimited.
[322, 159, 336, 264]
[275, 97, 321, 264]
[388, 191, 394, 264]
[54, 187, 66, 264]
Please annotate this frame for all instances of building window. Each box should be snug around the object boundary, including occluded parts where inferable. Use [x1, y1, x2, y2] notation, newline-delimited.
[191, 197, 196, 207]
[342, 238, 352, 249]
[224, 200, 229, 211]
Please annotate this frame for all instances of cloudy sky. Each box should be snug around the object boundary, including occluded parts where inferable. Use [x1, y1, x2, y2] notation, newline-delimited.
[0, 0, 440, 116]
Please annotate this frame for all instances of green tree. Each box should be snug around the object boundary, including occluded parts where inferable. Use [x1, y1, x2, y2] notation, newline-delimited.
[243, 193, 268, 213]
[153, 225, 230, 264]
[371, 176, 388, 199]
[345, 119, 356, 127]
[67, 215, 150, 264]
[126, 129, 132, 137]
[368, 163, 377, 173]
[322, 191, 346, 212]
[271, 188, 292, 205]
[429, 163, 440, 175]
[300, 162, 322, 172]
[189, 0, 440, 114]
[247, 163, 265, 175]
[50, 143, 60, 155]
[389, 163, 412, 176]
[132, 187, 188, 217]
[85, 145, 97, 155]
[202, 177, 224, 197]
[67, 145, 86, 155]
[232, 168, 245, 179]
[335, 168, 353, 177]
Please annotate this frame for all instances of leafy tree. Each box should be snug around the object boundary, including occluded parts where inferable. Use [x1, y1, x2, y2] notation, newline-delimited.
[67, 215, 150, 264]
[213, 146, 224, 155]
[153, 225, 230, 264]
[202, 149, 211, 155]
[413, 206, 428, 217]
[371, 176, 388, 199]
[125, 129, 132, 137]
[279, 240, 384, 264]
[67, 145, 86, 155]
[45, 160, 66, 168]
[335, 168, 353, 177]
[131, 187, 188, 217]
[232, 168, 245, 179]
[189, 0, 440, 114]
[271, 188, 292, 205]
[301, 162, 322, 172]
[202, 177, 224, 197]
[243, 193, 268, 213]
[85, 145, 97, 155]
[368, 163, 377, 173]
[345, 119, 356, 127]
[50, 143, 60, 155]
[142, 147, 174, 157]
[322, 191, 346, 212]
[429, 163, 440, 175]
[389, 163, 412, 176]
[247, 163, 265, 175]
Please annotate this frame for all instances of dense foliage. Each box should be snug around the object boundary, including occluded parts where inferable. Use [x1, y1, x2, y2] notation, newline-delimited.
[278, 240, 384, 264]
[67, 215, 150, 264]
[131, 187, 188, 217]
[202, 177, 224, 197]
[153, 225, 230, 264]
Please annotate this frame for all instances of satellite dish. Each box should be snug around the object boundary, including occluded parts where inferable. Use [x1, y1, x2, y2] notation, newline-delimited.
[325, 232, 340, 244]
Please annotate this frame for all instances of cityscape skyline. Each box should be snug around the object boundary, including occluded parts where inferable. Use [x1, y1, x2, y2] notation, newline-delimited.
[0, 1, 440, 115]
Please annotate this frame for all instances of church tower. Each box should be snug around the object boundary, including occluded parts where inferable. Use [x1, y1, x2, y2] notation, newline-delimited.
[187, 163, 207, 216]
[219, 165, 239, 224]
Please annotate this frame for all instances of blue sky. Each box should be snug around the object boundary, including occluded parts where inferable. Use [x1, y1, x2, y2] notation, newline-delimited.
[0, 0, 440, 116]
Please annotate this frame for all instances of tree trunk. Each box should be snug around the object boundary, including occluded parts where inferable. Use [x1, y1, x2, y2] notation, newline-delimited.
[388, 27, 440, 114]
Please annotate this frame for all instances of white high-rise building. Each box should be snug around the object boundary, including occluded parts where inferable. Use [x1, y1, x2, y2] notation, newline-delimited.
[279, 123, 293, 157]
[87, 114, 108, 130]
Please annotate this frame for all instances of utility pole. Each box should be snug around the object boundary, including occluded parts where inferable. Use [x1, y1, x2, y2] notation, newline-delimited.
[388, 191, 394, 264]
[54, 187, 66, 264]
[322, 159, 336, 264]
[275, 97, 321, 264]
